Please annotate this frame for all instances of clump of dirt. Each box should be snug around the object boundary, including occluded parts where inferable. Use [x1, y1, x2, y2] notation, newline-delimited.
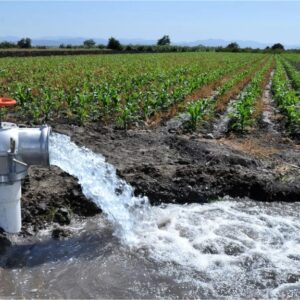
[20, 166, 101, 236]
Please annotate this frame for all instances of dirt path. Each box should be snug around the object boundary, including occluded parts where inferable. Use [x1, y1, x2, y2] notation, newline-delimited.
[260, 73, 278, 132]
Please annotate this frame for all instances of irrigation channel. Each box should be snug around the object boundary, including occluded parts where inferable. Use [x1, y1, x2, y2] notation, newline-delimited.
[0, 133, 300, 299]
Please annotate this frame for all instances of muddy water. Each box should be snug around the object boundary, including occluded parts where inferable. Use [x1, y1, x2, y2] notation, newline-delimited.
[1, 201, 300, 299]
[1, 134, 300, 299]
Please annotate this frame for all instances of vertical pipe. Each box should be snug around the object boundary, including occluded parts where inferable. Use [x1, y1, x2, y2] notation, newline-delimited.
[0, 182, 22, 233]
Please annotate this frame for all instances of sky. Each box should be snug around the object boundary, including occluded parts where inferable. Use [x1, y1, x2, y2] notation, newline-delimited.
[0, 1, 300, 45]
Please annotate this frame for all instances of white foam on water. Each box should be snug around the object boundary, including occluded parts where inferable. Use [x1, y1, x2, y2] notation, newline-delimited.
[49, 133, 300, 298]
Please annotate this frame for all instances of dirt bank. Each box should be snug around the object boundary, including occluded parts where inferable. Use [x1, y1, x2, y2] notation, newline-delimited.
[56, 122, 299, 204]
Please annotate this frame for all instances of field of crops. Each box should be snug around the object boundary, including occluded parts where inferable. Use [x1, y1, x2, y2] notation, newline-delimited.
[0, 52, 299, 134]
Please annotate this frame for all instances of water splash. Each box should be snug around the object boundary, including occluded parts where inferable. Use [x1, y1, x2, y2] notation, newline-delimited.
[49, 133, 150, 244]
[49, 133, 300, 298]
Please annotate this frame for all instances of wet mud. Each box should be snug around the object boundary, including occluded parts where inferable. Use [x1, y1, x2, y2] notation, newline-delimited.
[61, 123, 299, 206]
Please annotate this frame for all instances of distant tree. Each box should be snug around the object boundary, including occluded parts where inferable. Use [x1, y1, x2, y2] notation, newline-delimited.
[0, 41, 16, 49]
[107, 37, 122, 50]
[215, 46, 224, 52]
[83, 39, 96, 48]
[17, 38, 32, 48]
[146, 45, 154, 52]
[226, 42, 240, 52]
[125, 45, 133, 51]
[97, 44, 106, 49]
[157, 35, 171, 46]
[271, 43, 285, 51]
[59, 43, 65, 48]
[137, 45, 146, 52]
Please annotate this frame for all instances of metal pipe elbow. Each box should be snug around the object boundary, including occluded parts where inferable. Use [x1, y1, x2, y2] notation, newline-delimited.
[18, 125, 51, 167]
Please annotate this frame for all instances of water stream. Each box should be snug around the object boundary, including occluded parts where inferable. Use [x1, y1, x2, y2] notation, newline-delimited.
[0, 133, 299, 298]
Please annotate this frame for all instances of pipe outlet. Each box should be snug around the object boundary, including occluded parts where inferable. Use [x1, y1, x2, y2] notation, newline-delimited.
[0, 122, 51, 233]
[18, 125, 51, 166]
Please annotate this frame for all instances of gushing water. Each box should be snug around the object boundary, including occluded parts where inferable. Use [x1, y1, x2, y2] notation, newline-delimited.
[47, 133, 300, 298]
[49, 133, 150, 244]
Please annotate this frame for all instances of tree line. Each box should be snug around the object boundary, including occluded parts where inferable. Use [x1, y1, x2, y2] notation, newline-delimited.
[0, 35, 293, 53]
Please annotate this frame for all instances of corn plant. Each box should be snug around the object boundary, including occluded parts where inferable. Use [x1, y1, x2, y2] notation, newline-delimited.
[282, 58, 300, 90]
[187, 99, 211, 130]
[228, 58, 273, 132]
[272, 57, 300, 133]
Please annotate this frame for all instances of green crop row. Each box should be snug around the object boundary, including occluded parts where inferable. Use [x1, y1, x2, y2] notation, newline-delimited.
[228, 58, 273, 132]
[217, 69, 250, 97]
[272, 57, 300, 133]
[282, 58, 300, 91]
[184, 58, 268, 130]
[283, 53, 300, 69]
[0, 52, 266, 126]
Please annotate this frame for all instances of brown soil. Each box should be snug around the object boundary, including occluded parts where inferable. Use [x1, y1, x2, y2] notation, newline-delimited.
[253, 65, 275, 120]
[21, 166, 101, 235]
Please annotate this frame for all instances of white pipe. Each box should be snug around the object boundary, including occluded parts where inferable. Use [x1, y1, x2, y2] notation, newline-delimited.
[0, 181, 21, 233]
